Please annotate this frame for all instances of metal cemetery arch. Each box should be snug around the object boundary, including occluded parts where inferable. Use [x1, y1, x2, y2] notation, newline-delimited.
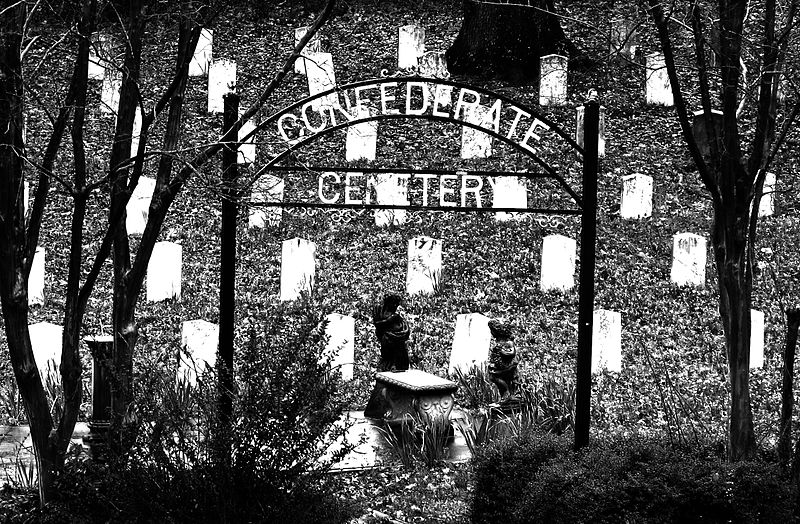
[250, 77, 600, 449]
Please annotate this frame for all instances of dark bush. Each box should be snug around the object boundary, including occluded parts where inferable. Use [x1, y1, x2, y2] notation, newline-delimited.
[471, 431, 799, 524]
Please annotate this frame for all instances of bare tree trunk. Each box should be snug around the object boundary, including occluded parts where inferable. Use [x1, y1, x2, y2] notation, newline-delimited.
[779, 309, 800, 466]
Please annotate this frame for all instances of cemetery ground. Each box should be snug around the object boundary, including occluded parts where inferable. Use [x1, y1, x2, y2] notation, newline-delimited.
[2, 0, 800, 521]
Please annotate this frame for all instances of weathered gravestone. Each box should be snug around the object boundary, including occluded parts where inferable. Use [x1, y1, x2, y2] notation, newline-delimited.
[540, 234, 576, 292]
[207, 58, 236, 113]
[28, 322, 62, 385]
[670, 232, 706, 287]
[398, 24, 425, 69]
[576, 105, 606, 158]
[146, 241, 182, 302]
[539, 54, 568, 107]
[29, 247, 45, 306]
[620, 173, 653, 219]
[280, 237, 316, 301]
[346, 105, 378, 162]
[759, 172, 776, 217]
[293, 26, 323, 75]
[88, 33, 114, 81]
[130, 106, 143, 158]
[691, 109, 724, 158]
[750, 309, 765, 369]
[189, 28, 213, 77]
[372, 173, 409, 227]
[645, 52, 673, 106]
[238, 113, 257, 164]
[100, 69, 121, 114]
[448, 312, 491, 375]
[461, 104, 493, 159]
[492, 176, 527, 221]
[406, 236, 442, 295]
[126, 176, 156, 236]
[179, 319, 218, 386]
[248, 174, 284, 228]
[592, 309, 622, 373]
[418, 51, 452, 107]
[610, 17, 639, 59]
[323, 313, 355, 381]
[305, 52, 337, 110]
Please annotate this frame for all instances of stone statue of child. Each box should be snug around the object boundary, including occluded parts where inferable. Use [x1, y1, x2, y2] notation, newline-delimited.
[364, 294, 410, 419]
[488, 320, 519, 404]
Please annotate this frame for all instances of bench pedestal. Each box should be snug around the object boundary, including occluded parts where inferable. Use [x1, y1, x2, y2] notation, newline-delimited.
[365, 370, 458, 425]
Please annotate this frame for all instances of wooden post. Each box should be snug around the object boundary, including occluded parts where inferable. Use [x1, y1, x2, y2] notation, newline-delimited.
[219, 92, 239, 456]
[575, 92, 600, 450]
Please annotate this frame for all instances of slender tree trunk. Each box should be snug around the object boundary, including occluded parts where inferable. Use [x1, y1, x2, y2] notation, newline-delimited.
[779, 309, 800, 467]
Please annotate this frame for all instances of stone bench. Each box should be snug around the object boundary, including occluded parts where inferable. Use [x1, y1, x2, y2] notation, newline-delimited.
[373, 369, 458, 425]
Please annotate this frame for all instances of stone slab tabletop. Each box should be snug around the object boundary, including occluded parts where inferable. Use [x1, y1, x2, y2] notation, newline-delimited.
[375, 370, 458, 393]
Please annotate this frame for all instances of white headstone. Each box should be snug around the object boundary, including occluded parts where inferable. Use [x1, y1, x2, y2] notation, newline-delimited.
[29, 247, 45, 306]
[323, 313, 355, 380]
[146, 241, 182, 302]
[620, 173, 653, 219]
[670, 233, 706, 287]
[610, 18, 638, 58]
[407, 236, 442, 295]
[540, 234, 576, 292]
[189, 28, 213, 77]
[100, 69, 121, 115]
[461, 104, 492, 159]
[645, 52, 673, 106]
[576, 105, 606, 158]
[448, 313, 491, 375]
[492, 176, 527, 221]
[179, 319, 218, 385]
[305, 52, 337, 110]
[398, 24, 425, 69]
[592, 309, 622, 373]
[372, 173, 409, 227]
[539, 54, 568, 106]
[88, 33, 112, 81]
[280, 237, 316, 301]
[238, 113, 257, 164]
[126, 176, 156, 236]
[750, 309, 765, 369]
[249, 174, 284, 228]
[28, 322, 62, 384]
[294, 26, 323, 74]
[346, 105, 377, 162]
[207, 58, 236, 113]
[23, 180, 29, 218]
[759, 172, 776, 217]
[130, 106, 143, 158]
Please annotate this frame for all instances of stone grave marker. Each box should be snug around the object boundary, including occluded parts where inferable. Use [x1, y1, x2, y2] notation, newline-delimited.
[126, 176, 156, 236]
[29, 247, 45, 306]
[294, 26, 323, 74]
[759, 172, 776, 217]
[28, 322, 62, 384]
[323, 313, 355, 381]
[346, 105, 378, 162]
[146, 242, 182, 302]
[750, 310, 765, 369]
[692, 109, 724, 158]
[305, 52, 337, 110]
[130, 106, 142, 158]
[207, 58, 236, 113]
[670, 233, 706, 287]
[540, 234, 576, 292]
[238, 112, 257, 164]
[492, 176, 527, 221]
[248, 174, 284, 228]
[88, 33, 113, 81]
[23, 180, 29, 218]
[372, 173, 409, 227]
[100, 69, 121, 115]
[418, 51, 452, 107]
[539, 54, 568, 106]
[620, 173, 653, 219]
[407, 236, 442, 295]
[189, 28, 213, 77]
[576, 105, 606, 158]
[179, 319, 218, 386]
[448, 313, 491, 375]
[461, 104, 492, 159]
[610, 18, 638, 59]
[645, 52, 673, 106]
[280, 237, 316, 301]
[592, 309, 622, 373]
[398, 24, 425, 69]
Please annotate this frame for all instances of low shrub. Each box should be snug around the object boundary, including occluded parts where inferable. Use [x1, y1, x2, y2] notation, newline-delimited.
[471, 431, 799, 524]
